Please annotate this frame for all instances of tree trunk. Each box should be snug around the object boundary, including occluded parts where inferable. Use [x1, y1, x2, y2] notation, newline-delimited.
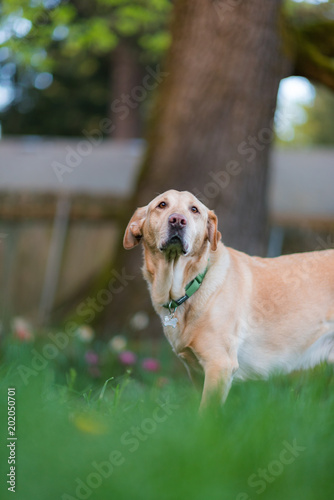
[100, 0, 292, 335]
[109, 41, 142, 139]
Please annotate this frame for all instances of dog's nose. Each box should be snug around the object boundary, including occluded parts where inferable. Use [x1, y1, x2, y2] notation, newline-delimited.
[168, 213, 187, 229]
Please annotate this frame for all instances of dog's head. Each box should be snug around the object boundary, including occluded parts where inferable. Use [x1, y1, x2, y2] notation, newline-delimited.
[123, 190, 221, 259]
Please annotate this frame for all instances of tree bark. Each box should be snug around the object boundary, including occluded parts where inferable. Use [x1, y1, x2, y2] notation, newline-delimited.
[109, 41, 142, 139]
[100, 0, 292, 334]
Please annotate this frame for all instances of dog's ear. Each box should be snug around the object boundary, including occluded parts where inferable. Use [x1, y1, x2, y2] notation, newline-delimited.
[123, 206, 147, 250]
[207, 210, 221, 251]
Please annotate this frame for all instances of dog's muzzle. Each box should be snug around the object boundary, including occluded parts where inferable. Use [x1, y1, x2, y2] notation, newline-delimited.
[160, 213, 188, 255]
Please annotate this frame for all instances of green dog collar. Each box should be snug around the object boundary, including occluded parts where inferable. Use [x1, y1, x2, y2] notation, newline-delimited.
[163, 264, 209, 311]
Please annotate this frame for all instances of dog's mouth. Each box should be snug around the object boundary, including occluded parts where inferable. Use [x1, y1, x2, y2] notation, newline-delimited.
[160, 234, 188, 256]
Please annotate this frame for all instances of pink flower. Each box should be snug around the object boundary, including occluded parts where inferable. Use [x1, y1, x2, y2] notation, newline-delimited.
[85, 351, 99, 365]
[118, 350, 137, 365]
[141, 358, 160, 372]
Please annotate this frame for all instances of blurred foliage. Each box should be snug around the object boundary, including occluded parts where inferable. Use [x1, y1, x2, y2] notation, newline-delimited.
[1, 0, 171, 64]
[1, 52, 111, 135]
[292, 84, 334, 145]
[0, 0, 172, 135]
[3, 319, 176, 387]
[276, 1, 334, 146]
[283, 0, 334, 91]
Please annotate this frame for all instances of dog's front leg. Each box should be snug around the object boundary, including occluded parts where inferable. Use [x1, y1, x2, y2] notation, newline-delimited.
[199, 355, 238, 410]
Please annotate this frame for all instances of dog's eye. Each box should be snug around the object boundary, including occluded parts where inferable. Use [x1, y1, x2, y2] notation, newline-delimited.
[191, 206, 199, 214]
[157, 201, 167, 209]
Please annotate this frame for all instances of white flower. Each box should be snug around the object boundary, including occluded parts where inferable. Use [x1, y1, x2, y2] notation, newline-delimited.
[130, 312, 150, 331]
[12, 317, 34, 342]
[76, 325, 94, 342]
[108, 335, 127, 353]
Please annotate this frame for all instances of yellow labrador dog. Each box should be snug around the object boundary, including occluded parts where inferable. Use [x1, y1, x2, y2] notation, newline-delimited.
[124, 189, 334, 407]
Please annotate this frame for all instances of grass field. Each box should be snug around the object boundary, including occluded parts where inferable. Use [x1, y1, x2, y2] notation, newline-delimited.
[1, 334, 334, 500]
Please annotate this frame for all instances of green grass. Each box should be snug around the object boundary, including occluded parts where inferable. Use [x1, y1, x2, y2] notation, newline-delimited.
[1, 343, 334, 500]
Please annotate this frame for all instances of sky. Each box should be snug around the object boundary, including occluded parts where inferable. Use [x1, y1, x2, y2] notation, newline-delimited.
[275, 77, 316, 142]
